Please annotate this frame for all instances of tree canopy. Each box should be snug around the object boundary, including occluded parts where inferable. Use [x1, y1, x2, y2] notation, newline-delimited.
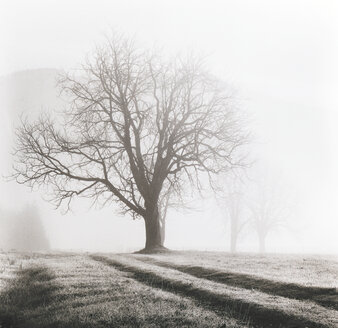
[13, 36, 247, 251]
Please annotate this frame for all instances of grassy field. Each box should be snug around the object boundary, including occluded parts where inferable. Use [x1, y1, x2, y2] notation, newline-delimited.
[0, 251, 337, 328]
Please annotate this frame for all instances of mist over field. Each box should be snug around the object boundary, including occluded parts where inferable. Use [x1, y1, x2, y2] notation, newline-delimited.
[0, 0, 337, 255]
[1, 2, 338, 328]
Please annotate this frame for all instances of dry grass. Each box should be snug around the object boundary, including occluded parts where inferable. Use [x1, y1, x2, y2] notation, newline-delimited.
[0, 252, 37, 289]
[0, 252, 241, 328]
[0, 251, 337, 328]
[134, 254, 337, 309]
[139, 251, 338, 288]
[95, 253, 337, 328]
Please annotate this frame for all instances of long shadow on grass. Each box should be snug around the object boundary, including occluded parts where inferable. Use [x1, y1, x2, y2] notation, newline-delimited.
[0, 266, 59, 328]
[0, 265, 110, 328]
[91, 255, 330, 328]
[137, 257, 338, 311]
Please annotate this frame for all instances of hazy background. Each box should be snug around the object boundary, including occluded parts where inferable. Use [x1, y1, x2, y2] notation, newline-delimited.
[0, 0, 337, 254]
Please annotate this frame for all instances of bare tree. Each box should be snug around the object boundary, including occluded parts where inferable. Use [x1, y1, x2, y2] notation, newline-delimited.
[222, 176, 248, 253]
[248, 176, 291, 253]
[158, 182, 196, 246]
[158, 186, 172, 246]
[12, 35, 247, 252]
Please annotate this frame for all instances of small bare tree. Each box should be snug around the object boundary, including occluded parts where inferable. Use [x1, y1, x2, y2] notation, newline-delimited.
[222, 176, 249, 253]
[248, 176, 291, 253]
[12, 35, 247, 252]
[158, 181, 196, 246]
[158, 185, 172, 246]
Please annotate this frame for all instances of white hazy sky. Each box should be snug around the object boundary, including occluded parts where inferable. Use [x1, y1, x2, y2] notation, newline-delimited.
[0, 0, 337, 253]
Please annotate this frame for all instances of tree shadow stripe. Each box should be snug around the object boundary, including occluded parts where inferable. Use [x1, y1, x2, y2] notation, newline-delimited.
[0, 265, 59, 327]
[91, 255, 329, 328]
[136, 257, 338, 311]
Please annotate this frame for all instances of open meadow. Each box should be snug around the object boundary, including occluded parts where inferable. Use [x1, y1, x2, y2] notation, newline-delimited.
[0, 251, 337, 328]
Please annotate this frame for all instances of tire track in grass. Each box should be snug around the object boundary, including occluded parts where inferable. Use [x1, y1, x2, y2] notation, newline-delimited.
[91, 255, 332, 328]
[136, 256, 338, 311]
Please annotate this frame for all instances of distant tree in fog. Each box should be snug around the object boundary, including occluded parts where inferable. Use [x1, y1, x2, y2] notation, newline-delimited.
[158, 185, 172, 246]
[0, 205, 49, 251]
[12, 35, 247, 252]
[158, 183, 195, 246]
[248, 177, 290, 253]
[221, 175, 249, 253]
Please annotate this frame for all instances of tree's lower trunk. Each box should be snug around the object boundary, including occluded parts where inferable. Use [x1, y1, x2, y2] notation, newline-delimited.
[230, 233, 237, 253]
[230, 218, 238, 253]
[143, 206, 162, 252]
[258, 234, 266, 253]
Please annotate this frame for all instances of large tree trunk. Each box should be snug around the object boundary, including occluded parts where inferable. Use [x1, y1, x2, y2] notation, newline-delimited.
[142, 205, 163, 252]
